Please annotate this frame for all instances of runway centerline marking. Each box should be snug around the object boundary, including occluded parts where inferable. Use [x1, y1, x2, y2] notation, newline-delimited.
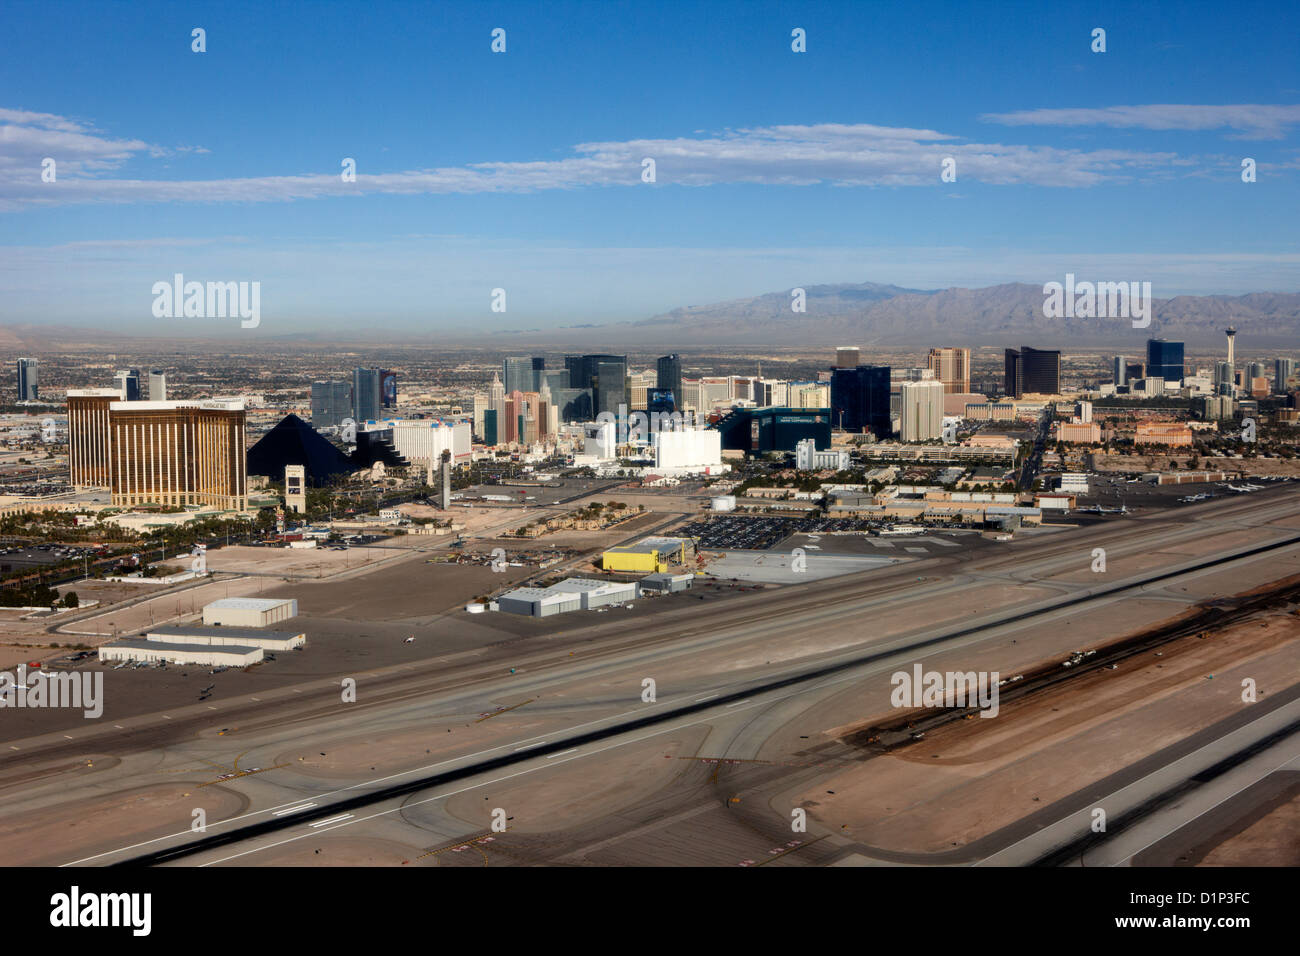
[308, 813, 353, 828]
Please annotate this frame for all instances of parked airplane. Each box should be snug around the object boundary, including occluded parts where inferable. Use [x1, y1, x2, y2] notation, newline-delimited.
[1080, 504, 1129, 515]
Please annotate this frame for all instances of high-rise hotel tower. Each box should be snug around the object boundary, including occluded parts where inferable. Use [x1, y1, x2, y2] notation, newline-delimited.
[67, 392, 248, 510]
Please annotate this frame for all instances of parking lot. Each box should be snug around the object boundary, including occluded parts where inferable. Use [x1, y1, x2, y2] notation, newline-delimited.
[454, 477, 624, 508]
[0, 541, 101, 572]
[678, 514, 877, 551]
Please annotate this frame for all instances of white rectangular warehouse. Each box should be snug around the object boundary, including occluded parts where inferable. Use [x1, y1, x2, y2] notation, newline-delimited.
[98, 639, 263, 667]
[496, 587, 582, 617]
[495, 578, 639, 617]
[550, 577, 638, 610]
[146, 625, 305, 650]
[202, 597, 298, 628]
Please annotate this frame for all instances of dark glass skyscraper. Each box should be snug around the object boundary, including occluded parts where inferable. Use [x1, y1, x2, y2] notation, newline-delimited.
[503, 357, 532, 395]
[830, 365, 891, 436]
[16, 358, 38, 401]
[567, 354, 627, 415]
[594, 360, 627, 416]
[655, 354, 682, 412]
[550, 388, 592, 422]
[1004, 347, 1060, 398]
[1146, 339, 1185, 383]
[311, 381, 352, 428]
[114, 368, 142, 401]
[352, 367, 382, 422]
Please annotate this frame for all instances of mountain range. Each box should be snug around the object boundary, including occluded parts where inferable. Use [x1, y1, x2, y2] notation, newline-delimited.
[5, 282, 1300, 349]
[618, 282, 1300, 348]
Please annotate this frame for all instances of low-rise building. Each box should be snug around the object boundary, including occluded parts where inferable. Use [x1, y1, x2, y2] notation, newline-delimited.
[496, 577, 640, 616]
[602, 536, 694, 573]
[795, 438, 850, 471]
[1057, 473, 1089, 494]
[146, 625, 305, 650]
[1058, 422, 1101, 443]
[98, 639, 263, 667]
[1135, 422, 1194, 447]
[640, 572, 694, 593]
[202, 597, 298, 628]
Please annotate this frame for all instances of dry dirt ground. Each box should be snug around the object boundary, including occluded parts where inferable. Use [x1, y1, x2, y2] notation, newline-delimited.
[799, 609, 1300, 856]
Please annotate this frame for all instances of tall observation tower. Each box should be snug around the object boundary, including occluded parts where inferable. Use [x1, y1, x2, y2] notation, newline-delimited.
[1225, 326, 1237, 368]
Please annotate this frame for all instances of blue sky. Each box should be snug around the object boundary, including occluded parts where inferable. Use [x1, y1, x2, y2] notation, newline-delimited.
[2, 0, 1299, 336]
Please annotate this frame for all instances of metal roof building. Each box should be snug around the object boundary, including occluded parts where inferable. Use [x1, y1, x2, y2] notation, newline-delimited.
[496, 586, 582, 618]
[496, 577, 639, 617]
[98, 639, 263, 667]
[640, 572, 694, 593]
[147, 624, 305, 650]
[202, 597, 299, 628]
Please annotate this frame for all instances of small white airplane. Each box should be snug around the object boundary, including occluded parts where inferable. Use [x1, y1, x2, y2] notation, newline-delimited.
[403, 635, 415, 644]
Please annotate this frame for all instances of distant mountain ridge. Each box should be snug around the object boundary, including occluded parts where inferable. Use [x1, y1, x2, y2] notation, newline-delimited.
[5, 282, 1300, 349]
[623, 281, 1300, 347]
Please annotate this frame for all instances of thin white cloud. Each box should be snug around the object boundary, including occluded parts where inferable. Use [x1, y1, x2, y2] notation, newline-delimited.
[982, 104, 1300, 140]
[0, 109, 1184, 210]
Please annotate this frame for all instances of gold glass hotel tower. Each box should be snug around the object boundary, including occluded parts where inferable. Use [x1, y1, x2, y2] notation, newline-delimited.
[67, 388, 120, 489]
[67, 393, 248, 511]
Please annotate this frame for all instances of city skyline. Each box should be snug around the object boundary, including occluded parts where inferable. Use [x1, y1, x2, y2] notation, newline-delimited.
[3, 0, 1300, 901]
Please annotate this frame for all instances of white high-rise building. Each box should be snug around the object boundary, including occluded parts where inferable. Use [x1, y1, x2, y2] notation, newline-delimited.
[653, 428, 723, 473]
[899, 380, 945, 441]
[472, 393, 488, 439]
[789, 382, 830, 408]
[388, 420, 472, 466]
[754, 379, 788, 406]
[583, 420, 616, 459]
[148, 370, 167, 401]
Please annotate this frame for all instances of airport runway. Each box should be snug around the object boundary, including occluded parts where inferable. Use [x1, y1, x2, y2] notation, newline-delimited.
[3, 488, 1299, 866]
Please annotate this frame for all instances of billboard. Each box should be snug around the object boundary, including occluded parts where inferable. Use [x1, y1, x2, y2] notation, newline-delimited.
[380, 370, 398, 408]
